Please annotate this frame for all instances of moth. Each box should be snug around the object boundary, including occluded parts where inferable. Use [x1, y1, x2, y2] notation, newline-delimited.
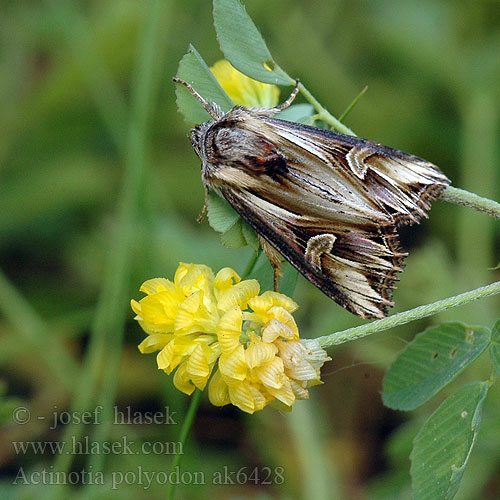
[174, 77, 450, 318]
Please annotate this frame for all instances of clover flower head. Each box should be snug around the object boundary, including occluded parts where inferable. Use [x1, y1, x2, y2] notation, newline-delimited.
[210, 59, 280, 108]
[132, 263, 330, 414]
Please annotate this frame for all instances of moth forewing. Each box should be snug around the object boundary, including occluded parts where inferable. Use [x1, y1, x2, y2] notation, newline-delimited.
[175, 78, 450, 318]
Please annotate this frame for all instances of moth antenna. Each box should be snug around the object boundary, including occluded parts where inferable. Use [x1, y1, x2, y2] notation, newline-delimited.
[173, 77, 222, 120]
[274, 79, 300, 112]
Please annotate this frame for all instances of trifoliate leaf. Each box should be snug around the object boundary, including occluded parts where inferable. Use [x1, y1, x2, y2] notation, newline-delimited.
[383, 322, 490, 410]
[220, 219, 247, 248]
[213, 0, 293, 85]
[241, 221, 260, 252]
[410, 382, 488, 500]
[175, 44, 233, 123]
[206, 192, 239, 233]
[489, 319, 500, 376]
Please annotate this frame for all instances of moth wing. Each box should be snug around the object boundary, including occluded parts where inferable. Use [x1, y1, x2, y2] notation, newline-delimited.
[262, 117, 450, 225]
[204, 110, 449, 318]
[221, 187, 404, 319]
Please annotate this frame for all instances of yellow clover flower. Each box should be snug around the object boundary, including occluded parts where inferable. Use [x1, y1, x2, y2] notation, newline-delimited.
[210, 60, 280, 108]
[209, 291, 331, 413]
[132, 263, 330, 414]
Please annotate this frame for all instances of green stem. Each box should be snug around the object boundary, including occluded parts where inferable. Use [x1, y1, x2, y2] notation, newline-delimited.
[298, 82, 355, 135]
[441, 186, 500, 220]
[317, 281, 500, 349]
[166, 390, 202, 500]
[338, 85, 368, 123]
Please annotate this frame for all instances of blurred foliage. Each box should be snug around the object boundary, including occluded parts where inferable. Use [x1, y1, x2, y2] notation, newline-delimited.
[0, 0, 498, 499]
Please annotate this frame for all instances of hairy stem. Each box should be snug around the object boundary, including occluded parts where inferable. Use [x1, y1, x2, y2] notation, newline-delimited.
[440, 186, 500, 219]
[318, 281, 500, 348]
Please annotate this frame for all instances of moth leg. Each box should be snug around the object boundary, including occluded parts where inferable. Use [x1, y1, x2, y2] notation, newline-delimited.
[274, 79, 300, 112]
[197, 187, 209, 223]
[273, 267, 281, 292]
[258, 236, 283, 292]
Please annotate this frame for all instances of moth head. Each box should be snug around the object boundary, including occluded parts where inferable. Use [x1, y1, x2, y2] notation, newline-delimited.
[189, 122, 212, 159]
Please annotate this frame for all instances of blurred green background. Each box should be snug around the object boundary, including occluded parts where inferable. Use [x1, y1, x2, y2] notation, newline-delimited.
[0, 0, 499, 499]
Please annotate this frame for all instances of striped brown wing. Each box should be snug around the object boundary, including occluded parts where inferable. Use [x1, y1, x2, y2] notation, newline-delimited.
[262, 116, 450, 225]
[221, 186, 404, 318]
[202, 109, 449, 317]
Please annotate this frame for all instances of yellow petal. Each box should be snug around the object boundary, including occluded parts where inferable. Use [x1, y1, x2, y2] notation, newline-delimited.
[188, 372, 210, 391]
[267, 306, 299, 339]
[245, 335, 277, 368]
[213, 267, 241, 298]
[173, 362, 196, 395]
[136, 292, 179, 333]
[248, 291, 299, 315]
[266, 377, 296, 407]
[158, 337, 197, 373]
[300, 339, 332, 369]
[262, 317, 295, 343]
[130, 299, 142, 318]
[227, 380, 256, 414]
[174, 291, 218, 334]
[247, 384, 269, 412]
[247, 295, 273, 317]
[184, 343, 218, 391]
[210, 60, 280, 108]
[289, 379, 310, 400]
[202, 340, 222, 364]
[255, 357, 284, 389]
[287, 359, 321, 382]
[186, 344, 211, 378]
[140, 278, 177, 296]
[219, 346, 247, 381]
[138, 333, 173, 353]
[178, 289, 202, 314]
[174, 263, 215, 295]
[171, 336, 201, 357]
[217, 279, 260, 312]
[156, 342, 177, 373]
[208, 369, 230, 407]
[217, 306, 243, 354]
